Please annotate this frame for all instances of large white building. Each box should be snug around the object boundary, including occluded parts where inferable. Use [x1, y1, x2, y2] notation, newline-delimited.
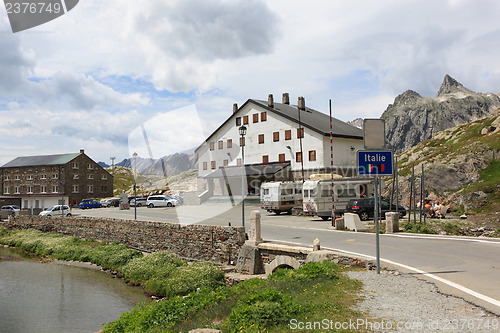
[195, 93, 364, 197]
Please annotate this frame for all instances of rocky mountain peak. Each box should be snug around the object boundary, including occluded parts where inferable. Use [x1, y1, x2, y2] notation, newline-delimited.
[393, 90, 422, 106]
[381, 75, 500, 153]
[437, 74, 473, 97]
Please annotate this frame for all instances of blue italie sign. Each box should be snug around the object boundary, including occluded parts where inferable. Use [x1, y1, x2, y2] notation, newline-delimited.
[357, 150, 393, 176]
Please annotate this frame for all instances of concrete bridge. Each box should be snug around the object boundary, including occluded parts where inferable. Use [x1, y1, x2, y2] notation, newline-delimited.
[234, 210, 375, 275]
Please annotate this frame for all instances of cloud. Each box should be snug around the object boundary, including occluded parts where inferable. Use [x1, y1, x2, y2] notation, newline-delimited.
[127, 0, 280, 91]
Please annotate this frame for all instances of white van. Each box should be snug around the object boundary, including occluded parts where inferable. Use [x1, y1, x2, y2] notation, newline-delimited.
[260, 181, 303, 214]
[146, 195, 178, 208]
[302, 178, 374, 220]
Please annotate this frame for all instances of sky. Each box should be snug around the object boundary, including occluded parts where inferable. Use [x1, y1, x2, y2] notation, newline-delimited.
[1, 0, 499, 165]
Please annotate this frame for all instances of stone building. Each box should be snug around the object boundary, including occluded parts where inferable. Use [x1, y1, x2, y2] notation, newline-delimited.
[195, 93, 364, 197]
[0, 149, 113, 209]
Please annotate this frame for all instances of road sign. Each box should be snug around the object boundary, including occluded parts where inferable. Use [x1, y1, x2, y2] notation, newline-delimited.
[357, 150, 393, 176]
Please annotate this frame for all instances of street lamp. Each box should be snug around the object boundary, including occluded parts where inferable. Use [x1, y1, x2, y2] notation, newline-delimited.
[239, 125, 247, 228]
[60, 166, 64, 217]
[132, 152, 138, 220]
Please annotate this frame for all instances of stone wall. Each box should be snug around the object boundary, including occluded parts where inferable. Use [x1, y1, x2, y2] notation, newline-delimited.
[3, 216, 246, 264]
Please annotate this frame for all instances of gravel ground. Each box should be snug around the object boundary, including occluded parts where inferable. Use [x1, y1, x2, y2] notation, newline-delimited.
[346, 271, 500, 333]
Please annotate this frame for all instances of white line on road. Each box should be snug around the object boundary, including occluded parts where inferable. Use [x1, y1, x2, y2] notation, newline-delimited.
[263, 224, 500, 245]
[267, 238, 500, 311]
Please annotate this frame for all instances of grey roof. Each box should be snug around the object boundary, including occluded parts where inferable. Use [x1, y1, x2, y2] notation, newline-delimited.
[196, 99, 363, 152]
[1, 153, 81, 168]
[252, 100, 363, 138]
[203, 163, 290, 179]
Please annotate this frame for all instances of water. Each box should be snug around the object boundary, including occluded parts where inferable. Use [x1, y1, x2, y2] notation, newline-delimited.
[0, 247, 150, 333]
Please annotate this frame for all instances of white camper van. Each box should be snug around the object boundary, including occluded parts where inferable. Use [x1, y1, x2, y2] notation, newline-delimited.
[302, 178, 374, 220]
[260, 181, 303, 214]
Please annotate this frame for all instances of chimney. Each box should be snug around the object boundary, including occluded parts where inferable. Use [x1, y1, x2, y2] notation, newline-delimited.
[282, 92, 290, 105]
[233, 103, 238, 113]
[268, 94, 274, 108]
[80, 149, 84, 154]
[298, 96, 305, 111]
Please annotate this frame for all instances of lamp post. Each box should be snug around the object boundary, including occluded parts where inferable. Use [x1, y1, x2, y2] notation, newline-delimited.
[132, 152, 138, 220]
[238, 125, 247, 228]
[60, 166, 64, 217]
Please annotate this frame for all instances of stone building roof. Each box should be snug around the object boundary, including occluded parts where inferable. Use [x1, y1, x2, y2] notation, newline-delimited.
[1, 153, 81, 168]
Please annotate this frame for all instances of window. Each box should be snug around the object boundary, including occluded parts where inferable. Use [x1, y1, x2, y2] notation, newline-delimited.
[87, 185, 94, 193]
[279, 153, 286, 163]
[4, 187, 9, 194]
[73, 185, 79, 193]
[72, 163, 79, 169]
[258, 134, 264, 144]
[261, 112, 267, 121]
[40, 174, 46, 180]
[253, 113, 259, 123]
[209, 142, 215, 151]
[236, 117, 241, 126]
[243, 115, 249, 125]
[296, 152, 302, 162]
[52, 185, 58, 193]
[285, 130, 292, 140]
[27, 186, 33, 194]
[41, 186, 46, 193]
[227, 139, 232, 148]
[101, 175, 107, 180]
[52, 174, 58, 179]
[101, 186, 107, 192]
[218, 140, 223, 149]
[14, 186, 20, 194]
[14, 175, 20, 180]
[27, 175, 33, 180]
[240, 137, 245, 146]
[309, 150, 316, 161]
[88, 174, 93, 179]
[262, 155, 269, 164]
[4, 176, 9, 181]
[273, 131, 279, 142]
[223, 159, 229, 167]
[203, 162, 208, 170]
[297, 128, 304, 138]
[87, 164, 93, 169]
[211, 161, 216, 169]
[237, 158, 242, 167]
[73, 174, 79, 179]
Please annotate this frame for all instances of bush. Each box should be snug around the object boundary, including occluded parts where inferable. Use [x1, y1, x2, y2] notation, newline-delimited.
[403, 222, 438, 234]
[120, 251, 224, 297]
[268, 261, 340, 282]
[224, 287, 302, 332]
[443, 223, 461, 235]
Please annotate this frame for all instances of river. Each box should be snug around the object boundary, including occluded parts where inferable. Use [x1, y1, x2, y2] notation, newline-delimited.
[0, 247, 150, 333]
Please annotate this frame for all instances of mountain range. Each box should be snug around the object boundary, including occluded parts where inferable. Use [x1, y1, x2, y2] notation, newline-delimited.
[381, 74, 500, 153]
[99, 152, 197, 176]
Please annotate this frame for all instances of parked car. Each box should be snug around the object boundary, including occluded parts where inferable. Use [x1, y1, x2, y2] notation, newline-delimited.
[1, 205, 20, 215]
[39, 205, 72, 216]
[79, 200, 102, 209]
[345, 198, 406, 221]
[103, 198, 120, 207]
[146, 195, 178, 208]
[130, 197, 147, 207]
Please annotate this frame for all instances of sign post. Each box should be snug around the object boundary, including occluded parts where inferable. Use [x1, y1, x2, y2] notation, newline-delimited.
[357, 150, 394, 274]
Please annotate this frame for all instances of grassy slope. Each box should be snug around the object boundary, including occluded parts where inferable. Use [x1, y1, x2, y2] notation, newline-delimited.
[396, 112, 500, 212]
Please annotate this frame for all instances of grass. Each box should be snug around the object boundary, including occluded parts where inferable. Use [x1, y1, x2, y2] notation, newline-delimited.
[0, 228, 225, 298]
[104, 261, 366, 333]
[0, 228, 140, 269]
[1, 228, 374, 332]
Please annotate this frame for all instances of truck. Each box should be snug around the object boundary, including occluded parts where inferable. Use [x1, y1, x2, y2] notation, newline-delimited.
[302, 177, 374, 220]
[260, 181, 303, 214]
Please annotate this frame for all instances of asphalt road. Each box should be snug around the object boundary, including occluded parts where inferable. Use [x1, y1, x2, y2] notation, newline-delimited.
[76, 204, 500, 315]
